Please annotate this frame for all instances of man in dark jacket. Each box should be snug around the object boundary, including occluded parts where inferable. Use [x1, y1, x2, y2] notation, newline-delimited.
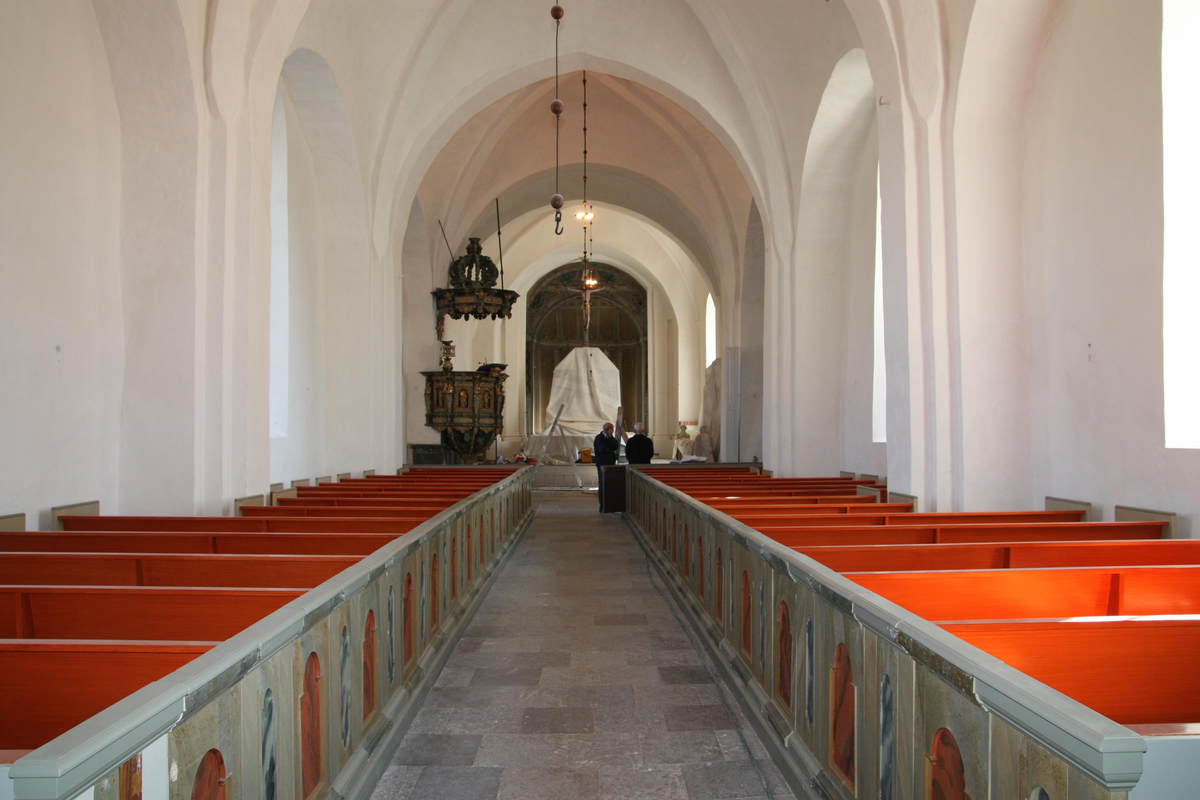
[625, 422, 654, 464]
[593, 422, 620, 510]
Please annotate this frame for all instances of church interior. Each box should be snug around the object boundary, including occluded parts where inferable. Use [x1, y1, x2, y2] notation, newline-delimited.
[1, 1, 1198, 799]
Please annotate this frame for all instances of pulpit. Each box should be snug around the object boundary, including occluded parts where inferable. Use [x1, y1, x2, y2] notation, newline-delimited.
[422, 363, 508, 463]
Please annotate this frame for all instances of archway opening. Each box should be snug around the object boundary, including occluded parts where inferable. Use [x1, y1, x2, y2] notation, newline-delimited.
[525, 263, 648, 434]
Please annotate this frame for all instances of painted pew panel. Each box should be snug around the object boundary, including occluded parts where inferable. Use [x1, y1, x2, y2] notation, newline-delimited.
[0, 553, 358, 587]
[941, 619, 1200, 725]
[0, 641, 214, 750]
[0, 532, 395, 555]
[0, 587, 302, 640]
[798, 539, 1200, 573]
[57, 516, 422, 534]
[847, 566, 1200, 620]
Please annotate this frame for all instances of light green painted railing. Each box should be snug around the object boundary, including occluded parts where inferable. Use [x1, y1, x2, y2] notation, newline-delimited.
[627, 469, 1145, 799]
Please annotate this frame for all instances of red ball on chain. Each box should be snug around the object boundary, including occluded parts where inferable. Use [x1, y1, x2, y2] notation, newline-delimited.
[551, 4, 564, 20]
[550, 194, 565, 210]
[550, 98, 564, 116]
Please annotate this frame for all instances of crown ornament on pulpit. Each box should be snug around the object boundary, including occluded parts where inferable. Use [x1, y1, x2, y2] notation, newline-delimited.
[432, 237, 519, 339]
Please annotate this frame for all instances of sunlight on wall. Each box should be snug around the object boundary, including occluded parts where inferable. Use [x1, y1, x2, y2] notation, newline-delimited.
[269, 88, 290, 438]
[705, 293, 717, 368]
[872, 169, 887, 443]
[1164, 0, 1200, 448]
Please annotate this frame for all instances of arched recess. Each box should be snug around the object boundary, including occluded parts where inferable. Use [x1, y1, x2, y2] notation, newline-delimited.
[954, 0, 1065, 510]
[525, 263, 648, 432]
[271, 48, 382, 484]
[736, 201, 766, 463]
[776, 48, 878, 478]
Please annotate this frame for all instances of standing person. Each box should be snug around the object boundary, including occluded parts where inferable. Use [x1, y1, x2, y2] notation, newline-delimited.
[593, 422, 620, 511]
[625, 422, 654, 465]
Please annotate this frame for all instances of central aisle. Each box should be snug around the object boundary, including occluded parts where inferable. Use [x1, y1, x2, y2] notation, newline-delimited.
[369, 490, 791, 800]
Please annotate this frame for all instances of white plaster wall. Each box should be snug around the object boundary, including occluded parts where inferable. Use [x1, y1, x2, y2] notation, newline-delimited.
[400, 198, 442, 452]
[270, 92, 327, 485]
[737, 202, 766, 463]
[1024, 0, 1200, 535]
[0, 0, 123, 528]
[778, 49, 877, 477]
[841, 120, 888, 477]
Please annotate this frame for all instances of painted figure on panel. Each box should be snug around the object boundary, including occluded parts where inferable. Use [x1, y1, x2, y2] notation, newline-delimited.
[301, 652, 322, 799]
[740, 571, 752, 655]
[777, 601, 793, 708]
[262, 692, 277, 800]
[387, 587, 396, 683]
[118, 753, 142, 800]
[363, 611, 377, 720]
[879, 675, 895, 800]
[190, 750, 225, 800]
[715, 549, 723, 622]
[340, 626, 351, 747]
[403, 574, 414, 665]
[831, 642, 855, 786]
[805, 617, 814, 727]
[928, 727, 969, 800]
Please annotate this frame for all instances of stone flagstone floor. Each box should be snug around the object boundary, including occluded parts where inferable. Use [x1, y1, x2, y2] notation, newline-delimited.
[369, 490, 796, 800]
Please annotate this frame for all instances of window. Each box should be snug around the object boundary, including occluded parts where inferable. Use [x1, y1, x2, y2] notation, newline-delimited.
[1163, 0, 1200, 447]
[705, 293, 718, 367]
[873, 168, 887, 443]
[269, 87, 290, 438]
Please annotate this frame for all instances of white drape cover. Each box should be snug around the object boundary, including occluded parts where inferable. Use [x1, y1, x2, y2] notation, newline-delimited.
[542, 347, 622, 436]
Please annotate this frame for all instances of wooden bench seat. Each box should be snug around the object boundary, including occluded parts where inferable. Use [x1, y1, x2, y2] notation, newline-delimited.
[57, 515, 422, 534]
[756, 521, 1165, 547]
[240, 506, 438, 518]
[0, 586, 301, 640]
[795, 539, 1200, 572]
[940, 618, 1200, 725]
[0, 640, 215, 749]
[0, 531, 396, 555]
[0, 553, 358, 587]
[276, 497, 460, 508]
[742, 510, 1086, 526]
[847, 566, 1200, 621]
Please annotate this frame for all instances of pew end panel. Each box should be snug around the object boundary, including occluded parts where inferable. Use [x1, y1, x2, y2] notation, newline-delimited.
[0, 514, 25, 533]
[50, 503, 98, 532]
[1115, 506, 1178, 539]
[1046, 496, 1093, 521]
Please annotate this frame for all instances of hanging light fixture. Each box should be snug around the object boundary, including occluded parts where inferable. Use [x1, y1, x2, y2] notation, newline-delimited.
[549, 4, 565, 234]
[578, 70, 599, 292]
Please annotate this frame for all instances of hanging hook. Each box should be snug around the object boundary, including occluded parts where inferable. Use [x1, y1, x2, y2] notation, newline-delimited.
[554, 209, 564, 235]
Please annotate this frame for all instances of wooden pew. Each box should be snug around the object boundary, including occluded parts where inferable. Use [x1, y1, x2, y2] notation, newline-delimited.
[941, 618, 1200, 725]
[239, 506, 439, 519]
[847, 566, 1200, 620]
[0, 640, 215, 749]
[747, 511, 1086, 527]
[756, 522, 1165, 547]
[56, 516, 423, 534]
[0, 553, 358, 587]
[0, 531, 396, 555]
[795, 539, 1200, 572]
[0, 586, 301, 640]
